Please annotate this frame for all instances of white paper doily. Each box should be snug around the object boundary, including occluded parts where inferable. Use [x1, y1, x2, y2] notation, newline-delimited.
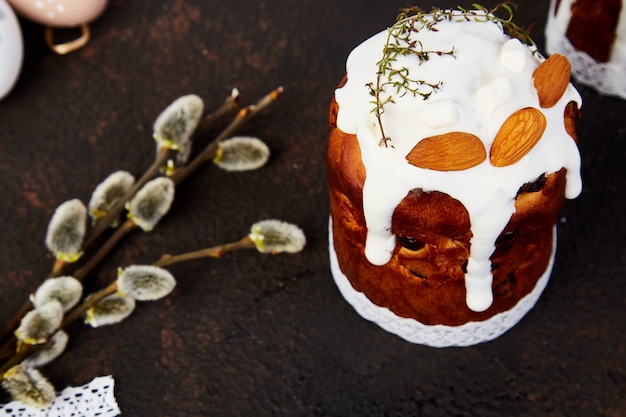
[545, 0, 626, 99]
[0, 375, 120, 417]
[328, 219, 555, 347]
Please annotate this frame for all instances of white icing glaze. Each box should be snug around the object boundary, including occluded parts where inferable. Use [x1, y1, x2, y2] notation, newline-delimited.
[335, 13, 582, 312]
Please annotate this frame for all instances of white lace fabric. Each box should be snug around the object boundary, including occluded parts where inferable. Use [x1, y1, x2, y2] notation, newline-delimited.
[0, 375, 120, 417]
[545, 4, 626, 100]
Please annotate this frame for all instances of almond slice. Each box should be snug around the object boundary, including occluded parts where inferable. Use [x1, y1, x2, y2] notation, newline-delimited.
[490, 107, 547, 167]
[564, 100, 581, 143]
[533, 53, 571, 108]
[406, 132, 486, 171]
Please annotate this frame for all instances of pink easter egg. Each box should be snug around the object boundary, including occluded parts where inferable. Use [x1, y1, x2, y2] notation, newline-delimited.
[7, 0, 107, 27]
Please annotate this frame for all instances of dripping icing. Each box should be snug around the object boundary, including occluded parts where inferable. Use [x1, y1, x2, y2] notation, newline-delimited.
[335, 16, 582, 312]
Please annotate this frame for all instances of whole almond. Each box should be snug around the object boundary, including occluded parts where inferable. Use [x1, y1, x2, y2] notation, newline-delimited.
[533, 53, 571, 108]
[490, 107, 547, 167]
[406, 132, 486, 171]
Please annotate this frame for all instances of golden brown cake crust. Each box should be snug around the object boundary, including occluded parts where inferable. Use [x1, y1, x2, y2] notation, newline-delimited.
[328, 95, 568, 326]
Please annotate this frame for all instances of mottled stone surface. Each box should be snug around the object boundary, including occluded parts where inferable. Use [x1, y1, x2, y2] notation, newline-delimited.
[0, 1, 624, 416]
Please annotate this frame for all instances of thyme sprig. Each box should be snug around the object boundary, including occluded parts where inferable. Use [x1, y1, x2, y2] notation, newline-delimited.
[462, 2, 536, 49]
[366, 14, 454, 147]
[367, 2, 534, 147]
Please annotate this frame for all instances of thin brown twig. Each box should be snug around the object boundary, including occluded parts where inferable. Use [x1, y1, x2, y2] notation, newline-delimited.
[72, 219, 138, 282]
[153, 237, 254, 268]
[0, 335, 16, 360]
[193, 89, 240, 138]
[60, 282, 118, 329]
[0, 302, 33, 348]
[0, 344, 37, 380]
[171, 86, 284, 186]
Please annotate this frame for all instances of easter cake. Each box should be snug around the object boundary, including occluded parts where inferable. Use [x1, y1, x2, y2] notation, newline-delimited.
[327, 7, 582, 347]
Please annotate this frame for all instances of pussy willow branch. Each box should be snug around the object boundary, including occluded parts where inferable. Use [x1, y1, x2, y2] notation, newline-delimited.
[0, 283, 118, 381]
[0, 236, 259, 373]
[79, 86, 282, 270]
[171, 86, 283, 186]
[0, 88, 276, 348]
[0, 219, 138, 346]
[71, 90, 241, 258]
[78, 148, 174, 254]
[0, 155, 163, 345]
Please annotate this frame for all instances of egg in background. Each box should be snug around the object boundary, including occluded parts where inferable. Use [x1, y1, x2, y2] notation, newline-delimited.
[0, 0, 23, 99]
[7, 0, 107, 27]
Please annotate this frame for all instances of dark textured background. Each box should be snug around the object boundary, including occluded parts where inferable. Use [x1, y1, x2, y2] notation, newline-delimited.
[0, 1, 624, 416]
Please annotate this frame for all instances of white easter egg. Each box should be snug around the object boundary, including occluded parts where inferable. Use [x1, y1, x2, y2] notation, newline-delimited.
[7, 0, 107, 27]
[0, 0, 23, 99]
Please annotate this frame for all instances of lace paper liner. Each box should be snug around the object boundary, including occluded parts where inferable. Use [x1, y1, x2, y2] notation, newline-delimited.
[545, 2, 626, 99]
[0, 375, 120, 417]
[328, 219, 555, 347]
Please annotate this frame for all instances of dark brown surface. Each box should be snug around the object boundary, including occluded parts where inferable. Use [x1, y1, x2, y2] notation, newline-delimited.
[0, 1, 624, 416]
